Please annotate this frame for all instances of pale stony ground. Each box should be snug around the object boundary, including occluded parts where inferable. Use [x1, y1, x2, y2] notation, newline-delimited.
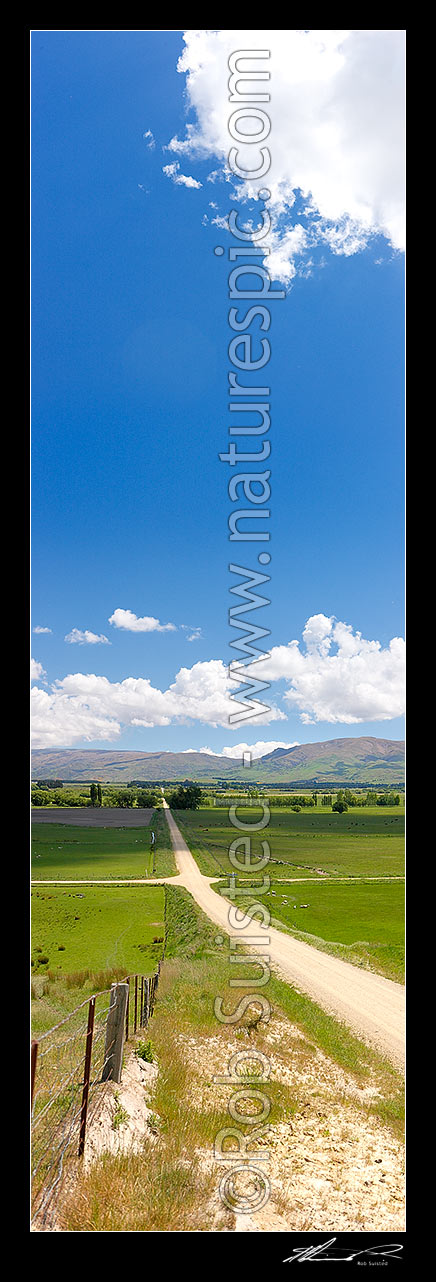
[178, 1020, 405, 1233]
[84, 1055, 158, 1167]
[82, 1013, 404, 1234]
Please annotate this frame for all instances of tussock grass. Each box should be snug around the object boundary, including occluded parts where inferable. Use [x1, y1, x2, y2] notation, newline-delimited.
[59, 1149, 219, 1233]
[32, 967, 130, 1037]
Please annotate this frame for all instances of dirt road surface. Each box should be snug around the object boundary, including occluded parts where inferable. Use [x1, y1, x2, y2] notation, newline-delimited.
[162, 802, 405, 1070]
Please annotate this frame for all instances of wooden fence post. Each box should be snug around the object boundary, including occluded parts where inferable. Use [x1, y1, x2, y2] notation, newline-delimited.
[78, 996, 95, 1156]
[125, 979, 130, 1042]
[102, 983, 128, 1084]
[31, 1040, 38, 1108]
[134, 975, 138, 1034]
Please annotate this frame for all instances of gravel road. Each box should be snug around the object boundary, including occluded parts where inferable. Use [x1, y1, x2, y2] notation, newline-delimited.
[162, 802, 405, 1070]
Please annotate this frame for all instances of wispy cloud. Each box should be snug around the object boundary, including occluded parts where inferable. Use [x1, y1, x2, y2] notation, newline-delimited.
[33, 626, 52, 634]
[181, 625, 203, 643]
[163, 161, 202, 190]
[65, 629, 111, 646]
[142, 129, 156, 150]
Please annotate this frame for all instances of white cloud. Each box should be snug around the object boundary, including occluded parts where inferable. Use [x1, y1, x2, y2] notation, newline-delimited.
[31, 684, 120, 746]
[168, 29, 405, 281]
[108, 608, 176, 634]
[31, 658, 46, 682]
[162, 161, 202, 189]
[143, 129, 155, 150]
[250, 614, 405, 724]
[220, 740, 299, 760]
[31, 658, 284, 747]
[30, 614, 404, 746]
[178, 739, 299, 759]
[65, 629, 110, 645]
[33, 626, 52, 635]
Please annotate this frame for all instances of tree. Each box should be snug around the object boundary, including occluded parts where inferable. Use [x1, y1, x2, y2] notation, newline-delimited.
[97, 783, 102, 806]
[116, 790, 135, 809]
[90, 783, 98, 807]
[32, 789, 50, 806]
[332, 800, 348, 813]
[137, 790, 158, 808]
[168, 784, 202, 810]
[36, 779, 63, 790]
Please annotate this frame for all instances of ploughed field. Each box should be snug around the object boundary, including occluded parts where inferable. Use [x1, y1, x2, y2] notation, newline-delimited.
[31, 806, 154, 827]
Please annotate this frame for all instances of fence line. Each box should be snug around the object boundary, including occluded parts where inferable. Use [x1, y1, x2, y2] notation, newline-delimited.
[31, 966, 161, 1228]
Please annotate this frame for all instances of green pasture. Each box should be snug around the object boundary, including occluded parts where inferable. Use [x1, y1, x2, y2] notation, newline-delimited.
[31, 810, 176, 880]
[229, 878, 405, 982]
[31, 884, 165, 976]
[174, 807, 405, 879]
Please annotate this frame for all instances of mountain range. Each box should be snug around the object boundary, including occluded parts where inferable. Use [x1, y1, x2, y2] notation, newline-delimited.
[32, 737, 405, 786]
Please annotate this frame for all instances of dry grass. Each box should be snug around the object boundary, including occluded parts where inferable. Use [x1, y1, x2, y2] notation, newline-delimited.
[60, 1149, 219, 1232]
[58, 1001, 233, 1232]
[41, 888, 404, 1232]
[56, 948, 404, 1233]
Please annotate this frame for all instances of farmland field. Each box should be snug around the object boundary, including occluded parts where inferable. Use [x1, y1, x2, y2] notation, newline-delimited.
[175, 806, 404, 982]
[174, 808, 404, 880]
[31, 809, 176, 880]
[231, 878, 405, 982]
[31, 806, 155, 827]
[31, 883, 165, 976]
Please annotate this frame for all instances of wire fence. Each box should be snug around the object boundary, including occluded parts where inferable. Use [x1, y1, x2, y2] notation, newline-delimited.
[31, 966, 161, 1229]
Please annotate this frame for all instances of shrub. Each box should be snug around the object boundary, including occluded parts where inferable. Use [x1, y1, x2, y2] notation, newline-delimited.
[112, 1093, 130, 1130]
[135, 1039, 153, 1063]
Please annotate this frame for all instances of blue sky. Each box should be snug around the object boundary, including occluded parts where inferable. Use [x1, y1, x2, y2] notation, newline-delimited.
[31, 30, 405, 756]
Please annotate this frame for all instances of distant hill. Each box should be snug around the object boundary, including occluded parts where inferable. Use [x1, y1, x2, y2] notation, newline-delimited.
[31, 737, 404, 786]
[254, 737, 405, 784]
